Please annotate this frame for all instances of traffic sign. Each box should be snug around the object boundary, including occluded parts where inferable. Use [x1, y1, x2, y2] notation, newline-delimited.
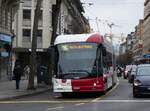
[144, 54, 150, 59]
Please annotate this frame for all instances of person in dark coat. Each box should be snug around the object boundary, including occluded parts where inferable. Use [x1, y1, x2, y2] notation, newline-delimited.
[117, 66, 122, 77]
[13, 59, 23, 89]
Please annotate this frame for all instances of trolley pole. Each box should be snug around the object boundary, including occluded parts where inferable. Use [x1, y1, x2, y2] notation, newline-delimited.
[96, 17, 100, 32]
[108, 23, 115, 85]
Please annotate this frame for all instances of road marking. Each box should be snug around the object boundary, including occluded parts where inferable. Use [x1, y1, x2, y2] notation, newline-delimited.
[0, 81, 119, 104]
[92, 80, 120, 102]
[0, 101, 61, 104]
[0, 100, 90, 104]
[0, 78, 121, 105]
[47, 106, 64, 110]
[1, 99, 150, 104]
[93, 100, 150, 103]
[75, 103, 85, 106]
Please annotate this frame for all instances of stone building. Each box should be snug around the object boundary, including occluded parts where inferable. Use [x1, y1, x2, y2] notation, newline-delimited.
[143, 0, 150, 54]
[0, 0, 19, 81]
[58, 0, 90, 34]
[12, 0, 90, 70]
[132, 20, 144, 61]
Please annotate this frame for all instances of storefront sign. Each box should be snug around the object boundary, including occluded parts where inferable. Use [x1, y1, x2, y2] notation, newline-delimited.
[144, 54, 150, 59]
[0, 34, 11, 42]
[0, 52, 9, 57]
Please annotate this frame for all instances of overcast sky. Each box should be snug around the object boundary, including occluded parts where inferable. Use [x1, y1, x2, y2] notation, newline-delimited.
[82, 0, 144, 37]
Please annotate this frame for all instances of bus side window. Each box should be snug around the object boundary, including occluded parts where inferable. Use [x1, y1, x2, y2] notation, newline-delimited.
[102, 46, 106, 56]
[102, 50, 110, 74]
[96, 47, 103, 75]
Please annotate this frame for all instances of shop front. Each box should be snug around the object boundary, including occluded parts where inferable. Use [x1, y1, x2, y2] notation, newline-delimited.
[0, 33, 12, 81]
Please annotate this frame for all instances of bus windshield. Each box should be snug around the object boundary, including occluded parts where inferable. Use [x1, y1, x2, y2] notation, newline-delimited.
[56, 43, 101, 79]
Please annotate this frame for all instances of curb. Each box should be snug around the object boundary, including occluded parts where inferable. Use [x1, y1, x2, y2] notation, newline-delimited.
[0, 87, 52, 101]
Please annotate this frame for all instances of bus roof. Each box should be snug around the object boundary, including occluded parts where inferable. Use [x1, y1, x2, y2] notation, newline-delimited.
[54, 33, 104, 45]
[54, 33, 112, 53]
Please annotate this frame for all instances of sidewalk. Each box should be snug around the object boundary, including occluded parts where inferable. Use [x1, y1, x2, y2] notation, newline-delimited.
[0, 78, 51, 101]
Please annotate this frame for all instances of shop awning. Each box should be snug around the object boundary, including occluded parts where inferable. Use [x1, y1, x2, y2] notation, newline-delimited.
[0, 33, 11, 43]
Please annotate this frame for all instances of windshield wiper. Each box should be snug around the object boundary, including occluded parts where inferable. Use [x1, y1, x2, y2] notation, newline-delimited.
[58, 70, 90, 79]
[68, 69, 90, 74]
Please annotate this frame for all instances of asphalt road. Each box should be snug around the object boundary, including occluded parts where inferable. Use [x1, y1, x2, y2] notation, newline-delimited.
[1, 78, 150, 111]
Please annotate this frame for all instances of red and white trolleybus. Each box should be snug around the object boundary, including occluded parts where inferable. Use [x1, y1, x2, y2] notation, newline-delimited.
[49, 33, 115, 96]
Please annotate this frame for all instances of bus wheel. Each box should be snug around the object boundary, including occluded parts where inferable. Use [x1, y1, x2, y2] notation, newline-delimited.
[101, 91, 106, 95]
[61, 92, 68, 97]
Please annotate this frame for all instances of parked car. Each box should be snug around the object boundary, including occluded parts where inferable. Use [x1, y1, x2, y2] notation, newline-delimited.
[128, 65, 137, 83]
[133, 64, 150, 97]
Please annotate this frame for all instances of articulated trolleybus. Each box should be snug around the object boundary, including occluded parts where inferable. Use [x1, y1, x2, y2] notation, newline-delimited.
[50, 33, 115, 96]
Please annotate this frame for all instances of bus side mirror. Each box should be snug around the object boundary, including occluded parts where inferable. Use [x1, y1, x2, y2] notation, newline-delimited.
[102, 46, 106, 56]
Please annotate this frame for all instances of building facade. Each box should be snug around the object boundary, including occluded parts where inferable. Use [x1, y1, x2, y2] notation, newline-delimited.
[119, 42, 127, 65]
[0, 0, 19, 81]
[13, 0, 57, 70]
[132, 20, 144, 61]
[126, 33, 134, 52]
[58, 0, 90, 34]
[119, 42, 126, 56]
[143, 0, 150, 54]
[13, 0, 90, 71]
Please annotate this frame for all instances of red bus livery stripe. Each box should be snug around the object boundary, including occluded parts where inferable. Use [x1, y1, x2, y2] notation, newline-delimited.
[71, 77, 105, 92]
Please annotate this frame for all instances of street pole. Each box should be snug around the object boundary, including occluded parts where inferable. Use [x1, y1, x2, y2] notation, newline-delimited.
[47, 0, 61, 85]
[28, 0, 42, 90]
[96, 17, 100, 32]
[51, 0, 61, 45]
[108, 23, 115, 85]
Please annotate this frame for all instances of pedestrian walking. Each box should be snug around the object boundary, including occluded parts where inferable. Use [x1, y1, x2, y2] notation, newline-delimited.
[13, 59, 23, 89]
[117, 66, 122, 77]
[23, 65, 30, 79]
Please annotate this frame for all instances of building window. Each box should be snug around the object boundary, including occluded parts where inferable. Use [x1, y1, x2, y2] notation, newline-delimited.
[39, 10, 43, 21]
[37, 29, 42, 37]
[23, 0, 32, 7]
[37, 30, 42, 48]
[38, 10, 43, 26]
[23, 9, 31, 19]
[23, 29, 31, 37]
[23, 29, 31, 42]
